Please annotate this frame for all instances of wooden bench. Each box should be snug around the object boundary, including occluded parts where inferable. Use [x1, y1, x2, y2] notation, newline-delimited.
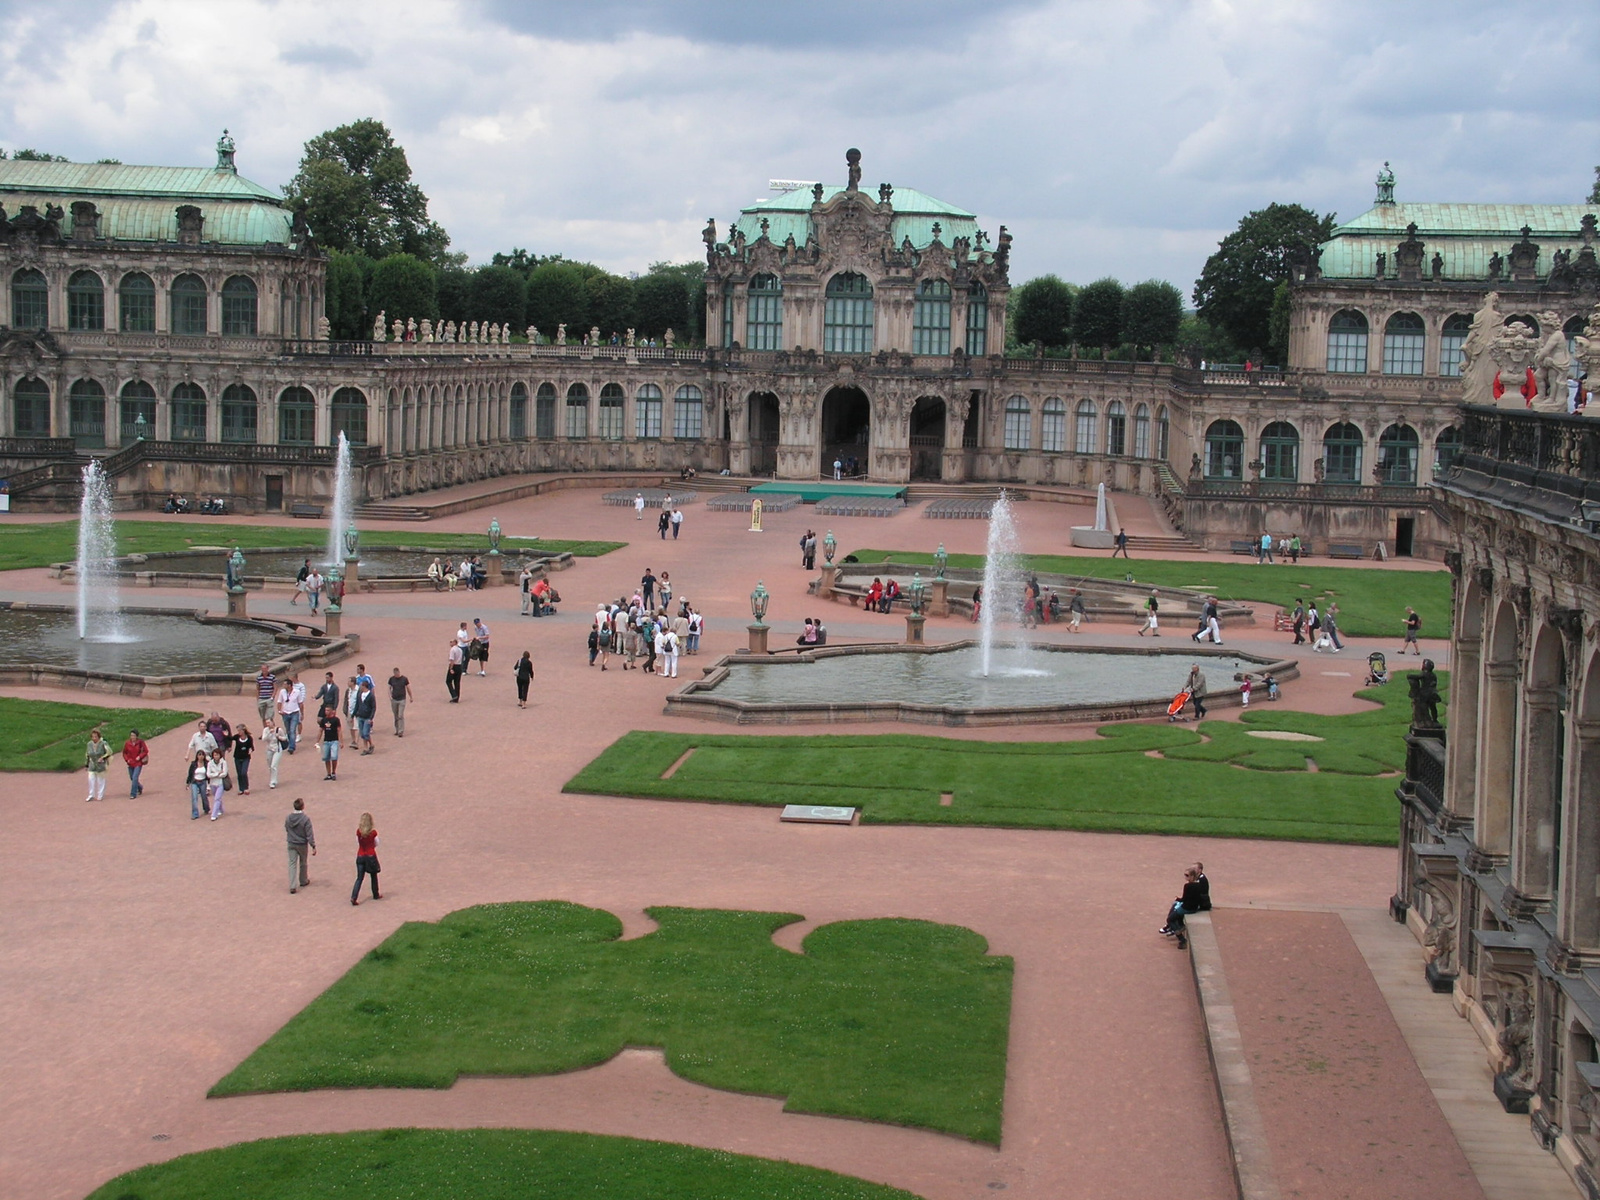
[1229, 540, 1256, 555]
[1327, 542, 1364, 559]
[289, 502, 325, 519]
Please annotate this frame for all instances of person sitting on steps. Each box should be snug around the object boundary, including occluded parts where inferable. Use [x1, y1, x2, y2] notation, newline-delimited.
[1158, 862, 1212, 948]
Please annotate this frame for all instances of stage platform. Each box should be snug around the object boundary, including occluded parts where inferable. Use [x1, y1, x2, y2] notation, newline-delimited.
[749, 481, 908, 502]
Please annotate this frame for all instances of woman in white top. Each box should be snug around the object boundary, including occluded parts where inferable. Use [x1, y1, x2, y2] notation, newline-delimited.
[261, 719, 285, 788]
[205, 749, 229, 820]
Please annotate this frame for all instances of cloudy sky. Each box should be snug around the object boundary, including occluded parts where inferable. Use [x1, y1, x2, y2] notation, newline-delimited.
[2, 0, 1596, 293]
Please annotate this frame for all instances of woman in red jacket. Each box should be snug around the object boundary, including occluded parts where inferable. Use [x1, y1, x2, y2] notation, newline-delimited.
[122, 729, 149, 798]
[351, 812, 381, 905]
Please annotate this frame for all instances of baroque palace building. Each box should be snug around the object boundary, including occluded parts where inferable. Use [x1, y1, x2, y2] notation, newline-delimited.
[0, 142, 1594, 559]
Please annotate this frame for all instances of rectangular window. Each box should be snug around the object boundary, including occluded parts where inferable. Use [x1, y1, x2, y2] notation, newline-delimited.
[912, 302, 951, 355]
[823, 298, 874, 354]
[222, 295, 257, 337]
[635, 398, 662, 439]
[15, 389, 51, 436]
[119, 400, 155, 443]
[536, 394, 556, 439]
[68, 288, 104, 332]
[221, 403, 257, 444]
[172, 290, 207, 335]
[1107, 414, 1126, 456]
[1324, 443, 1361, 483]
[1439, 333, 1466, 377]
[1003, 407, 1030, 451]
[966, 298, 987, 357]
[1382, 333, 1424, 375]
[674, 399, 703, 439]
[566, 401, 588, 439]
[1133, 415, 1150, 459]
[1262, 443, 1298, 481]
[509, 396, 528, 439]
[279, 406, 315, 445]
[13, 285, 47, 329]
[598, 401, 623, 440]
[1041, 409, 1066, 453]
[747, 291, 783, 350]
[120, 290, 155, 333]
[171, 399, 208, 442]
[721, 285, 733, 349]
[70, 397, 105, 447]
[1326, 331, 1368, 374]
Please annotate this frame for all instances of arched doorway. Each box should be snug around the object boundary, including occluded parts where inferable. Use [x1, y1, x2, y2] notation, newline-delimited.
[910, 396, 945, 480]
[748, 391, 779, 475]
[822, 386, 870, 478]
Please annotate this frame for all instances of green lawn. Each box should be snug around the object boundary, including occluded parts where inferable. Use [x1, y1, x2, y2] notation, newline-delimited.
[846, 547, 1451, 639]
[212, 901, 1012, 1145]
[85, 1129, 924, 1200]
[0, 697, 198, 772]
[565, 677, 1441, 845]
[0, 520, 622, 572]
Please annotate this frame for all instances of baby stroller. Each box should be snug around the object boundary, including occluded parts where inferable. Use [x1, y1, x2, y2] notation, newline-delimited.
[1365, 652, 1389, 687]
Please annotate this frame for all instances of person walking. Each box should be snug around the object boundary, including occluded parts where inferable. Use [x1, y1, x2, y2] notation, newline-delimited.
[519, 565, 533, 616]
[351, 812, 381, 905]
[1185, 664, 1208, 721]
[515, 650, 534, 708]
[262, 719, 285, 788]
[633, 492, 645, 520]
[186, 718, 218, 762]
[121, 728, 148, 798]
[1307, 602, 1322, 650]
[1291, 600, 1306, 645]
[353, 681, 377, 754]
[285, 797, 316, 893]
[291, 559, 310, 606]
[84, 728, 110, 801]
[305, 567, 324, 614]
[1259, 531, 1274, 564]
[315, 671, 340, 724]
[662, 624, 681, 678]
[205, 747, 228, 819]
[803, 531, 816, 571]
[1068, 589, 1086, 632]
[255, 663, 277, 728]
[388, 667, 412, 736]
[472, 618, 491, 676]
[232, 723, 255, 795]
[1324, 603, 1344, 653]
[1401, 607, 1422, 655]
[446, 640, 464, 702]
[1112, 528, 1130, 558]
[1139, 590, 1160, 637]
[640, 569, 657, 610]
[277, 674, 304, 753]
[658, 571, 673, 612]
[671, 508, 684, 539]
[187, 750, 209, 819]
[1289, 534, 1302, 563]
[317, 705, 342, 781]
[345, 676, 361, 749]
[657, 509, 671, 540]
[833, 457, 842, 480]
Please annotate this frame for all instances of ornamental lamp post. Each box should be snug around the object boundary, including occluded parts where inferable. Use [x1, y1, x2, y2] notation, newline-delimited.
[904, 572, 927, 644]
[747, 579, 771, 655]
[933, 543, 948, 580]
[487, 518, 503, 555]
[225, 546, 249, 617]
[322, 563, 345, 637]
[342, 524, 360, 560]
[909, 572, 926, 615]
[133, 412, 148, 441]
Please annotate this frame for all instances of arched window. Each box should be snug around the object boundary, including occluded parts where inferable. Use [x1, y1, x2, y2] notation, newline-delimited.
[331, 387, 367, 445]
[13, 377, 50, 436]
[1156, 405, 1169, 459]
[118, 273, 155, 333]
[1322, 422, 1363, 484]
[11, 268, 47, 329]
[824, 272, 874, 354]
[674, 385, 704, 439]
[119, 381, 156, 442]
[1434, 426, 1463, 473]
[965, 282, 988, 356]
[1132, 403, 1151, 458]
[67, 271, 105, 331]
[509, 383, 529, 439]
[170, 274, 207, 335]
[1376, 423, 1419, 485]
[1106, 400, 1127, 456]
[912, 279, 951, 356]
[535, 383, 557, 439]
[598, 383, 624, 440]
[1073, 399, 1098, 454]
[221, 276, 257, 336]
[1326, 309, 1368, 373]
[720, 281, 734, 348]
[1382, 311, 1425, 375]
[636, 384, 663, 438]
[746, 274, 783, 350]
[170, 381, 207, 442]
[278, 386, 315, 445]
[1439, 314, 1471, 377]
[221, 384, 257, 444]
[1003, 396, 1031, 450]
[1259, 421, 1299, 482]
[565, 383, 589, 439]
[1204, 419, 1244, 480]
[1041, 398, 1066, 452]
[69, 379, 106, 447]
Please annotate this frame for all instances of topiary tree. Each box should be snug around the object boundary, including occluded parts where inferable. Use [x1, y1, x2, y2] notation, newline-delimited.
[1073, 277, 1125, 355]
[324, 251, 371, 340]
[1121, 280, 1184, 358]
[525, 261, 593, 334]
[368, 253, 438, 324]
[1010, 275, 1074, 349]
[469, 265, 527, 331]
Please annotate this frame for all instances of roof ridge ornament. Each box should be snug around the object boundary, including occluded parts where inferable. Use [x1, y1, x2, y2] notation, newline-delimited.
[1375, 160, 1395, 206]
[216, 129, 236, 174]
[846, 147, 861, 192]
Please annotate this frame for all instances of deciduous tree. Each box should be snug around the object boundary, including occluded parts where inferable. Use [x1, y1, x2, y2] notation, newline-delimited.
[469, 265, 527, 330]
[1073, 277, 1125, 352]
[324, 251, 371, 340]
[368, 253, 438, 324]
[1010, 275, 1073, 348]
[1193, 203, 1335, 362]
[1121, 280, 1184, 354]
[525, 261, 595, 334]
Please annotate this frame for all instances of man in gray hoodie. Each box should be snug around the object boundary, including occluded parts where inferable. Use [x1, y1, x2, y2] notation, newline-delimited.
[285, 797, 316, 893]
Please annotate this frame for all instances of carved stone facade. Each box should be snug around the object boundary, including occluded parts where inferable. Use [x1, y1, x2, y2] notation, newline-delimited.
[1395, 405, 1600, 1193]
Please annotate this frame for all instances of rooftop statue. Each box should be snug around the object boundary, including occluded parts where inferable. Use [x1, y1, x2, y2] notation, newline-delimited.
[846, 147, 862, 192]
[1375, 160, 1395, 205]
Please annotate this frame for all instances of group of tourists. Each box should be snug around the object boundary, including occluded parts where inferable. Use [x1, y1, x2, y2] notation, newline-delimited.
[1254, 532, 1304, 564]
[427, 556, 491, 591]
[1285, 600, 1344, 652]
[517, 564, 560, 616]
[289, 560, 325, 613]
[283, 799, 383, 905]
[587, 569, 704, 677]
[445, 619, 493, 700]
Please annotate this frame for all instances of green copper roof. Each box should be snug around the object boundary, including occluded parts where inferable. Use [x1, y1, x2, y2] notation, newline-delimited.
[733, 185, 979, 251]
[0, 159, 295, 246]
[1319, 202, 1600, 281]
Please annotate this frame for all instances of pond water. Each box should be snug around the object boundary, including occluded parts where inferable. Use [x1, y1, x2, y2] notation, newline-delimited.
[0, 609, 281, 675]
[147, 550, 481, 579]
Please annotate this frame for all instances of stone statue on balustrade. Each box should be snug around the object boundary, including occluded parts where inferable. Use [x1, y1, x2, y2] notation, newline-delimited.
[391, 319, 404, 343]
[1490, 318, 1540, 409]
[1409, 659, 1442, 731]
[316, 315, 330, 341]
[556, 324, 566, 345]
[372, 311, 387, 342]
[405, 317, 416, 342]
[1458, 292, 1502, 407]
[420, 319, 433, 343]
[1531, 311, 1571, 413]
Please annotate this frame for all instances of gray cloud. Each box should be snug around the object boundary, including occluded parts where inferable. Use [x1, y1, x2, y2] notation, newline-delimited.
[280, 43, 370, 69]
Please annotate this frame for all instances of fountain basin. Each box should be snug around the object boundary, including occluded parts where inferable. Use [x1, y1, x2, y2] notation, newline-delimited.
[666, 641, 1297, 726]
[0, 603, 358, 699]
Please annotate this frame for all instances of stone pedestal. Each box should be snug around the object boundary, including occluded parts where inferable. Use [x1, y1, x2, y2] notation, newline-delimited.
[343, 557, 360, 585]
[486, 553, 504, 586]
[905, 613, 926, 644]
[818, 563, 838, 600]
[226, 589, 248, 619]
[323, 607, 342, 638]
[747, 624, 770, 654]
[931, 578, 949, 617]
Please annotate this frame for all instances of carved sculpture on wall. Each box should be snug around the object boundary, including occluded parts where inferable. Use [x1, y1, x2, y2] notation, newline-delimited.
[1489, 969, 1536, 1096]
[1415, 877, 1457, 974]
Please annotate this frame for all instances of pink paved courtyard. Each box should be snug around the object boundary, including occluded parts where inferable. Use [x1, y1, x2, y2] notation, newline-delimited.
[0, 487, 1457, 1199]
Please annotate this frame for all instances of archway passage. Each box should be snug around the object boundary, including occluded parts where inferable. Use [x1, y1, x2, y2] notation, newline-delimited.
[748, 392, 780, 476]
[822, 386, 870, 478]
[910, 397, 946, 481]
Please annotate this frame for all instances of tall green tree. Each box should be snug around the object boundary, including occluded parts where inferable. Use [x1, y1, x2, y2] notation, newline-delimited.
[285, 119, 450, 262]
[324, 251, 371, 340]
[1074, 277, 1125, 352]
[584, 273, 635, 339]
[436, 265, 471, 326]
[525, 260, 594, 335]
[368, 253, 438, 324]
[1193, 202, 1335, 360]
[469, 265, 527, 330]
[634, 271, 691, 341]
[4, 148, 68, 161]
[490, 248, 543, 276]
[1010, 275, 1074, 348]
[1121, 280, 1184, 354]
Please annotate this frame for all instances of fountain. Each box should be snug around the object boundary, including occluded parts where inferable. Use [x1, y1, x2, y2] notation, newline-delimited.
[75, 461, 127, 644]
[327, 431, 354, 570]
[977, 490, 1030, 677]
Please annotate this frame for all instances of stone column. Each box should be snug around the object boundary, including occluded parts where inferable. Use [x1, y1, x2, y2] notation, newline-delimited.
[727, 394, 750, 475]
[931, 578, 950, 617]
[746, 623, 769, 653]
[1474, 661, 1518, 860]
[905, 612, 926, 644]
[943, 395, 971, 483]
[1511, 685, 1561, 904]
[1443, 627, 1483, 822]
[1558, 717, 1600, 951]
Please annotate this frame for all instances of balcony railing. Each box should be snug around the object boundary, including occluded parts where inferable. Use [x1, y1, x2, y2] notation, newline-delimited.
[1460, 404, 1600, 481]
[0, 437, 77, 459]
[101, 439, 382, 475]
[1405, 735, 1447, 814]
